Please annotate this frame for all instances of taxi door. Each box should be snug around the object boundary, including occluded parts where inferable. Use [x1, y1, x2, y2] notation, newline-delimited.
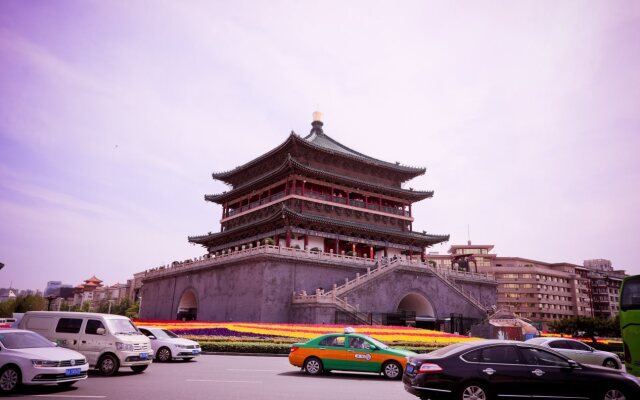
[345, 336, 379, 372]
[316, 335, 347, 370]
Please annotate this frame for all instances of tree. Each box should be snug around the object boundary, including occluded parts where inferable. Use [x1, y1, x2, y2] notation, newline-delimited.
[0, 295, 47, 316]
[548, 316, 620, 339]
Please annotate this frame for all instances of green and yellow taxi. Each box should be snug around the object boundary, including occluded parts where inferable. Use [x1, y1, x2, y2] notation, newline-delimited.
[288, 327, 415, 379]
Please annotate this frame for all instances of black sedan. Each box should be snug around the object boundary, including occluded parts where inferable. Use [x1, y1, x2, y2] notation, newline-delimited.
[403, 340, 640, 400]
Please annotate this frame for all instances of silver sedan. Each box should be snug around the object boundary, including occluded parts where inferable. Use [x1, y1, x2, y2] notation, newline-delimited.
[525, 337, 622, 369]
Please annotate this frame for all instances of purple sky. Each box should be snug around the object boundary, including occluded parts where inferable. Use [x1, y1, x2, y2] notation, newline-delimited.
[1, 1, 639, 291]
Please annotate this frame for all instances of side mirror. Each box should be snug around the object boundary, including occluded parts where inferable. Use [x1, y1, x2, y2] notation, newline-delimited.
[567, 359, 579, 369]
[149, 335, 157, 340]
[96, 328, 106, 335]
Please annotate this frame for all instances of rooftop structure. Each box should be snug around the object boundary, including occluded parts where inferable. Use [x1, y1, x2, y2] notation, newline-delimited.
[138, 114, 495, 326]
[189, 112, 448, 259]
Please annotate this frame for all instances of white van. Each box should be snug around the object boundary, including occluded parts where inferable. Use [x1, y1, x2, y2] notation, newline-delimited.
[18, 311, 153, 376]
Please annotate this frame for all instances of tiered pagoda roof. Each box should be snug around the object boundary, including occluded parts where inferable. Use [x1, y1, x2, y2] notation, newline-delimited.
[189, 114, 449, 252]
[205, 155, 433, 204]
[211, 127, 425, 188]
[189, 204, 448, 250]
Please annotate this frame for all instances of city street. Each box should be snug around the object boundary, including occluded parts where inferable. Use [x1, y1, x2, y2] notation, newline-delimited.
[13, 355, 409, 400]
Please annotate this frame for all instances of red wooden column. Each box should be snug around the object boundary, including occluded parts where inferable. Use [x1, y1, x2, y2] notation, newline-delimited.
[285, 229, 291, 247]
[334, 239, 339, 254]
[409, 204, 412, 217]
[351, 243, 356, 255]
[369, 246, 374, 259]
[302, 180, 306, 196]
[304, 234, 308, 250]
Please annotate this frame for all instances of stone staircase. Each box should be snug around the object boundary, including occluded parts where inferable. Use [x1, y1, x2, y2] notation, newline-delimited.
[292, 257, 492, 323]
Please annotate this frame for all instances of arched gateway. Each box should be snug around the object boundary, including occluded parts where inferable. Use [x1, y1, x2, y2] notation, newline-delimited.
[176, 289, 198, 321]
[397, 292, 435, 317]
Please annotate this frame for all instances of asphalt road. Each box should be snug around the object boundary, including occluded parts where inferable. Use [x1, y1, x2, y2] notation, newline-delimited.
[12, 355, 410, 400]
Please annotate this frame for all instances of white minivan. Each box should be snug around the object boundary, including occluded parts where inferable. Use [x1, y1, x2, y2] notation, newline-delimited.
[18, 311, 153, 376]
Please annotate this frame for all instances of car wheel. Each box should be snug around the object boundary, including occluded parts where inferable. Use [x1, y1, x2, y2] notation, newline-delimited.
[602, 358, 619, 369]
[381, 360, 402, 379]
[0, 365, 20, 394]
[303, 357, 323, 375]
[98, 354, 119, 376]
[157, 347, 172, 362]
[131, 365, 148, 373]
[460, 382, 489, 400]
[603, 388, 627, 400]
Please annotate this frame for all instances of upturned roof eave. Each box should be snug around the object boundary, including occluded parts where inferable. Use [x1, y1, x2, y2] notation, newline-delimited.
[188, 205, 448, 247]
[205, 155, 433, 204]
[211, 131, 426, 183]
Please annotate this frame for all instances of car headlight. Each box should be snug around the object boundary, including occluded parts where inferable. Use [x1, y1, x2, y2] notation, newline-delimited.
[116, 342, 134, 351]
[32, 360, 59, 368]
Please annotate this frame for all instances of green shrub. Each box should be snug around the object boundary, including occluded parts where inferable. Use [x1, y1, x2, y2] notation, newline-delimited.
[199, 341, 291, 354]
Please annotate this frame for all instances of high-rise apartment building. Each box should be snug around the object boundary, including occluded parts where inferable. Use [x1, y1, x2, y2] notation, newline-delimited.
[427, 243, 593, 330]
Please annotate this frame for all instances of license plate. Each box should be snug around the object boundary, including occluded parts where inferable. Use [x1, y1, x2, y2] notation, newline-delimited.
[406, 364, 414, 374]
[139, 352, 148, 360]
[65, 368, 81, 376]
[192, 349, 200, 354]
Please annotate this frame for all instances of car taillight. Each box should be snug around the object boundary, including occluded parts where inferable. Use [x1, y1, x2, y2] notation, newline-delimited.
[623, 341, 631, 363]
[418, 363, 443, 373]
[290, 346, 299, 353]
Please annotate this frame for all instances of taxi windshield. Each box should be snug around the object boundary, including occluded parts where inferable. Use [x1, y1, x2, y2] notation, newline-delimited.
[366, 336, 390, 349]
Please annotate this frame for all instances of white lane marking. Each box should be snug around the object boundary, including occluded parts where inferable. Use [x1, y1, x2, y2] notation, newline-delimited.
[186, 379, 262, 384]
[34, 396, 106, 398]
[226, 369, 279, 372]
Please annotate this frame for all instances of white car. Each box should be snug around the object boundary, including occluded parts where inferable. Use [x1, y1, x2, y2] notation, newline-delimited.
[525, 337, 622, 369]
[0, 329, 89, 394]
[138, 327, 201, 362]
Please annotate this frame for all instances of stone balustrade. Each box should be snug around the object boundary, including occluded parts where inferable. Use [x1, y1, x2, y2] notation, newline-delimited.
[142, 245, 494, 291]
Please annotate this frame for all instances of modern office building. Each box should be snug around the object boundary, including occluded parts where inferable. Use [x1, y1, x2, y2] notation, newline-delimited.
[583, 259, 625, 319]
[427, 243, 594, 330]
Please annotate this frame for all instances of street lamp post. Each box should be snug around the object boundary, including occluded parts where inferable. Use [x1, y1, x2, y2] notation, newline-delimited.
[46, 296, 56, 311]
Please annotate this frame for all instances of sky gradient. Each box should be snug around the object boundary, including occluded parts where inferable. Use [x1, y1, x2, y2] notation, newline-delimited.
[1, 1, 639, 291]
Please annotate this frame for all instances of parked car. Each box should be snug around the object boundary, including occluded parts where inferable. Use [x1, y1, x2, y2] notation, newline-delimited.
[138, 327, 201, 362]
[0, 318, 16, 329]
[289, 327, 414, 379]
[525, 337, 622, 369]
[0, 329, 89, 394]
[18, 311, 153, 376]
[403, 340, 640, 400]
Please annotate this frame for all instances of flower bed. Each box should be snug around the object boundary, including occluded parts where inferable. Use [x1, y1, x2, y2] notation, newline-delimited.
[539, 331, 622, 346]
[135, 320, 479, 353]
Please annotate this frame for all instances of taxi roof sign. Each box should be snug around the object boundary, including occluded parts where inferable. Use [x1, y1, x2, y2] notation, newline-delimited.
[344, 327, 355, 334]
